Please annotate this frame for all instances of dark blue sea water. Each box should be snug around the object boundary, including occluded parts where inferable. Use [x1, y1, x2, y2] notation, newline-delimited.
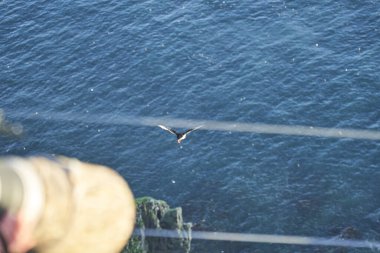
[1, 0, 380, 252]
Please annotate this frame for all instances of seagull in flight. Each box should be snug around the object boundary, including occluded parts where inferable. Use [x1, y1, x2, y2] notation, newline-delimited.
[158, 125, 203, 144]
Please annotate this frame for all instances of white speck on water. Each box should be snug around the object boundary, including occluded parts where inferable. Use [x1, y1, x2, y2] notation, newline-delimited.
[264, 60, 267, 64]
[73, 102, 77, 105]
[345, 68, 348, 72]
[97, 129, 101, 132]
[171, 180, 176, 184]
[85, 110, 89, 113]
[23, 147, 26, 150]
[35, 112, 39, 115]
[315, 43, 319, 47]
[292, 58, 295, 62]
[297, 163, 300, 168]
[90, 88, 94, 92]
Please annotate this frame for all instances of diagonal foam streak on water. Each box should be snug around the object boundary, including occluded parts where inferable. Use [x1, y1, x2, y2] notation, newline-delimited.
[8, 109, 380, 141]
[135, 229, 380, 250]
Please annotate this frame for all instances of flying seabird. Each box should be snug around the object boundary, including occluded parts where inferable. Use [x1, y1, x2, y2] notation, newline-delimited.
[158, 125, 203, 144]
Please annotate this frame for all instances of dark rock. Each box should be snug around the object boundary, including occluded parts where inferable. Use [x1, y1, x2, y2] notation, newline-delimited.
[161, 208, 183, 230]
[123, 197, 192, 253]
[339, 226, 360, 240]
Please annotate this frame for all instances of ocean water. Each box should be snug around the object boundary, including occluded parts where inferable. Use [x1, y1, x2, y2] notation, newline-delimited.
[1, 0, 380, 252]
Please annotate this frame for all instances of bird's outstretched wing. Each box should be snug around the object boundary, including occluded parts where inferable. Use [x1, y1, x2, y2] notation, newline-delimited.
[184, 125, 203, 135]
[158, 125, 177, 135]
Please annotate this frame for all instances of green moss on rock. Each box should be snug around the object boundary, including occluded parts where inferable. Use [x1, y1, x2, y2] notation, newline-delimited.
[123, 197, 192, 253]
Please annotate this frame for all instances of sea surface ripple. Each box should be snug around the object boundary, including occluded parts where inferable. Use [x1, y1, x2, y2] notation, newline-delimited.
[1, 1, 380, 252]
